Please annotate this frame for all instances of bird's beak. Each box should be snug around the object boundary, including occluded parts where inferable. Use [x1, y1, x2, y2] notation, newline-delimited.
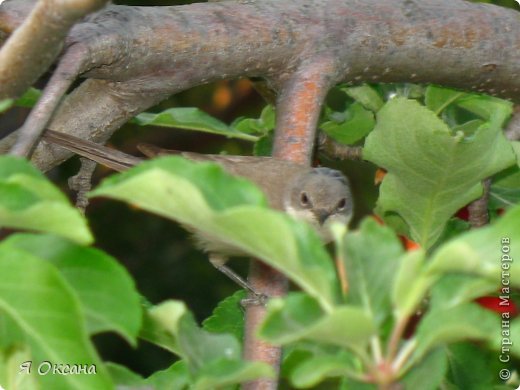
[314, 209, 330, 225]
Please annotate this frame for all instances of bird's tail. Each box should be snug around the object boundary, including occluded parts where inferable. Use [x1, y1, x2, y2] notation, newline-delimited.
[42, 130, 143, 172]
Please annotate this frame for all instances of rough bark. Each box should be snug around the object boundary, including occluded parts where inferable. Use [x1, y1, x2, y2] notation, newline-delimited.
[0, 0, 107, 100]
[0, 0, 519, 165]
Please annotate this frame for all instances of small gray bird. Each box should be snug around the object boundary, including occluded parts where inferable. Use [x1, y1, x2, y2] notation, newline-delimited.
[42, 130, 354, 295]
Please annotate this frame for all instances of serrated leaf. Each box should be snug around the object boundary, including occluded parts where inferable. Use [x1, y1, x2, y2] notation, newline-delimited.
[202, 290, 245, 341]
[2, 234, 142, 345]
[90, 157, 340, 309]
[0, 156, 92, 244]
[364, 98, 516, 248]
[343, 219, 404, 327]
[428, 205, 520, 287]
[133, 108, 258, 141]
[0, 246, 112, 389]
[321, 102, 375, 145]
[259, 293, 375, 349]
[411, 304, 499, 363]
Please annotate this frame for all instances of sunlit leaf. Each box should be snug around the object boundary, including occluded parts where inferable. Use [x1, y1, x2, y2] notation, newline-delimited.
[134, 107, 258, 141]
[0, 246, 112, 389]
[0, 156, 92, 244]
[364, 98, 515, 248]
[2, 234, 141, 345]
[259, 293, 375, 349]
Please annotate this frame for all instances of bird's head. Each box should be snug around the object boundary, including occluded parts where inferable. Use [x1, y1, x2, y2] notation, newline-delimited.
[284, 167, 353, 241]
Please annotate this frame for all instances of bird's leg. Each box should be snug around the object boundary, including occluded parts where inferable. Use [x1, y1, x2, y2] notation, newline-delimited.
[209, 254, 268, 305]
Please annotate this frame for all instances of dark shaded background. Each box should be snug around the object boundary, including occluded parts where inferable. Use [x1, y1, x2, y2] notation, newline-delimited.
[1, 0, 518, 378]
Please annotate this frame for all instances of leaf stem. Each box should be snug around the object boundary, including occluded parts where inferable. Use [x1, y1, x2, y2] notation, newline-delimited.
[385, 315, 410, 362]
[391, 338, 417, 374]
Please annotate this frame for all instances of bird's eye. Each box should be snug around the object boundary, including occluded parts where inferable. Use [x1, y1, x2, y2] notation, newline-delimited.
[300, 192, 310, 206]
[337, 198, 347, 210]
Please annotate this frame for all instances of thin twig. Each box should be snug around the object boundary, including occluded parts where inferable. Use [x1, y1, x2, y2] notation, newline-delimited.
[317, 132, 363, 161]
[10, 47, 87, 157]
[467, 178, 491, 228]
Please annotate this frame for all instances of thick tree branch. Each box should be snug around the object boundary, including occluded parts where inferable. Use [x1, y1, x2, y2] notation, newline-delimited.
[0, 0, 519, 168]
[0, 78, 162, 171]
[0, 0, 107, 100]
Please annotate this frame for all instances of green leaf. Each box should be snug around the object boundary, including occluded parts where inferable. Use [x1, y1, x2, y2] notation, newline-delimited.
[286, 350, 359, 388]
[145, 360, 191, 390]
[0, 345, 38, 390]
[411, 304, 499, 364]
[253, 132, 274, 156]
[364, 98, 516, 248]
[321, 102, 375, 145]
[140, 300, 187, 354]
[259, 293, 375, 349]
[509, 319, 520, 358]
[0, 99, 13, 113]
[133, 107, 258, 141]
[446, 343, 503, 390]
[0, 156, 92, 244]
[14, 88, 42, 108]
[430, 274, 497, 310]
[490, 165, 520, 210]
[455, 95, 513, 127]
[140, 300, 272, 388]
[451, 119, 485, 139]
[202, 290, 245, 341]
[194, 360, 273, 390]
[392, 250, 434, 318]
[178, 310, 241, 371]
[2, 234, 142, 345]
[260, 104, 276, 129]
[425, 85, 466, 115]
[401, 347, 448, 390]
[342, 84, 384, 112]
[91, 157, 340, 309]
[232, 105, 275, 136]
[105, 363, 144, 387]
[0, 246, 112, 389]
[342, 219, 404, 327]
[428, 204, 520, 287]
